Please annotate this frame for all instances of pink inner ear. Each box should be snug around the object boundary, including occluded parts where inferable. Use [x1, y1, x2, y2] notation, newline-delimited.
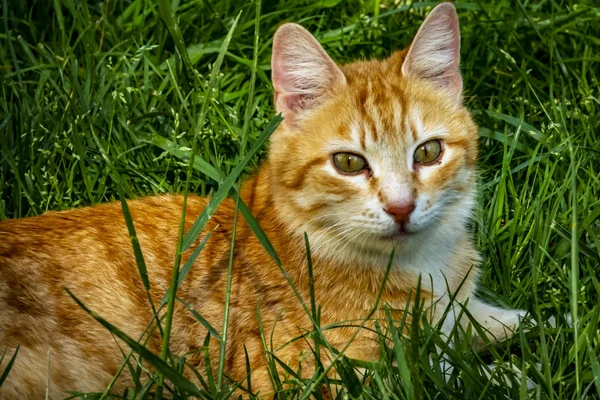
[271, 23, 346, 122]
[402, 3, 462, 102]
[282, 93, 318, 113]
[272, 61, 320, 98]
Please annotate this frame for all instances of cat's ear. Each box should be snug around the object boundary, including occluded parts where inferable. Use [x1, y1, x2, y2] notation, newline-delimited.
[272, 23, 346, 125]
[402, 3, 462, 103]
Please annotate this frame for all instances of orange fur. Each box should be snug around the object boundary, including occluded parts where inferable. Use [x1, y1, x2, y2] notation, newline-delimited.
[0, 4, 526, 398]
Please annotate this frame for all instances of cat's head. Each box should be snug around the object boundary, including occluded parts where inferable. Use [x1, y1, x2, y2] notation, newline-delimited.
[268, 3, 478, 266]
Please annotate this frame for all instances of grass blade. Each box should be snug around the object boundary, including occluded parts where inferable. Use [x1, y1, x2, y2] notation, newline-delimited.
[157, 0, 193, 71]
[0, 345, 19, 388]
[589, 342, 600, 397]
[240, 0, 262, 152]
[118, 193, 150, 292]
[217, 190, 241, 390]
[569, 139, 581, 398]
[140, 133, 222, 183]
[181, 113, 282, 252]
[386, 307, 413, 400]
[238, 198, 282, 266]
[176, 297, 222, 340]
[159, 227, 216, 307]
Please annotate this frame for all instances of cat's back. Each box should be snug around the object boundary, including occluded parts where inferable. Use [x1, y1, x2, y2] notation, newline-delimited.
[0, 194, 207, 254]
[0, 193, 216, 303]
[0, 194, 218, 294]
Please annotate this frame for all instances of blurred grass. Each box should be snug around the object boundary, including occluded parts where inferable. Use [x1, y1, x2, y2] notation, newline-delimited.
[1, 0, 599, 398]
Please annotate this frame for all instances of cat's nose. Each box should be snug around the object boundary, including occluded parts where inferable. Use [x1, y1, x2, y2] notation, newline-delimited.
[385, 202, 416, 224]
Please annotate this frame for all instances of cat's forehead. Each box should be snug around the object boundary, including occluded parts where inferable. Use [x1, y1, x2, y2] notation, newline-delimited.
[341, 56, 404, 95]
[333, 55, 442, 147]
[341, 50, 406, 83]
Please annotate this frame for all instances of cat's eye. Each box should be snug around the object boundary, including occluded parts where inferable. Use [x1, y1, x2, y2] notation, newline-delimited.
[332, 152, 368, 174]
[414, 140, 442, 165]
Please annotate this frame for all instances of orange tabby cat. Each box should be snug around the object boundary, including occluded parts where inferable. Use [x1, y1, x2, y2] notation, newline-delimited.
[0, 3, 528, 398]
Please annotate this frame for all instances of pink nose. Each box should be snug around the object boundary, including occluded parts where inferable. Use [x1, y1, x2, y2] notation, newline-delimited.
[385, 202, 416, 224]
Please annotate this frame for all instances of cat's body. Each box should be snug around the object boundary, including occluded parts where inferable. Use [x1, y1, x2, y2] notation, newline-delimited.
[0, 176, 467, 398]
[0, 4, 527, 398]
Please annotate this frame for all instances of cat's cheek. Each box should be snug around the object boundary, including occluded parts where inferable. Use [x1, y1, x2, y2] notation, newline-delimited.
[290, 165, 368, 216]
[453, 168, 476, 190]
[363, 199, 386, 222]
[408, 194, 431, 224]
[416, 193, 434, 213]
[412, 166, 446, 212]
[290, 193, 321, 212]
[408, 199, 439, 231]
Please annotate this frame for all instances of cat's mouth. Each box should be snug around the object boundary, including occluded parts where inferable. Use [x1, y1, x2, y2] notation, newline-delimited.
[382, 225, 417, 240]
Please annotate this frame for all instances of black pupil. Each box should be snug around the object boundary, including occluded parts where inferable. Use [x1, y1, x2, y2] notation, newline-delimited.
[423, 145, 429, 157]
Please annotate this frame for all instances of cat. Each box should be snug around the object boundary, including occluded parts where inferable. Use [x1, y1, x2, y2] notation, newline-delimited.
[0, 3, 529, 398]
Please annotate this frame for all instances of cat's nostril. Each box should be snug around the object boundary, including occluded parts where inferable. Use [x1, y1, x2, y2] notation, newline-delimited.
[385, 202, 416, 224]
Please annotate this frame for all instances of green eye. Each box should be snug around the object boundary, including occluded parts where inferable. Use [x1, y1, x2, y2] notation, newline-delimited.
[333, 152, 368, 173]
[414, 140, 442, 164]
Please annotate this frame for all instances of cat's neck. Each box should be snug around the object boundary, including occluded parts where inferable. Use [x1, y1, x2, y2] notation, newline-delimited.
[239, 163, 276, 225]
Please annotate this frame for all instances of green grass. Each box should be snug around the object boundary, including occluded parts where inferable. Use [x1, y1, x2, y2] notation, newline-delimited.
[1, 0, 599, 398]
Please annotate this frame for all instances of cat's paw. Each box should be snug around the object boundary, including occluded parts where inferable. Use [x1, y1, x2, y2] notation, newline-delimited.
[483, 361, 537, 390]
[547, 312, 572, 328]
[436, 354, 536, 390]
